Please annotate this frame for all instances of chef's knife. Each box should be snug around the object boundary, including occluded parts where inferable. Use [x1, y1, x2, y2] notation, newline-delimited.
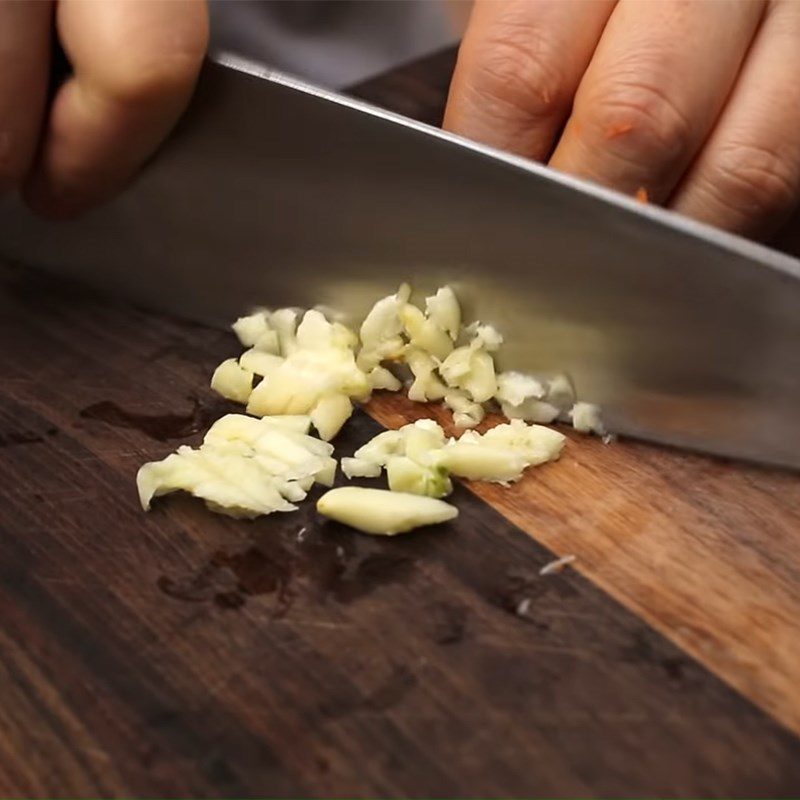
[1, 56, 798, 470]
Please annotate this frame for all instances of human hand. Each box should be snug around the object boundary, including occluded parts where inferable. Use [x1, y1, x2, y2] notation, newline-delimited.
[444, 0, 800, 238]
[1, 0, 208, 218]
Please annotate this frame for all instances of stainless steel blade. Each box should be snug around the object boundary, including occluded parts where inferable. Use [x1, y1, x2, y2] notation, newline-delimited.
[1, 58, 799, 469]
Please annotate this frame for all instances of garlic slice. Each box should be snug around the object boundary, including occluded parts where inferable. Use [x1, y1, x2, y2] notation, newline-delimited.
[317, 486, 458, 535]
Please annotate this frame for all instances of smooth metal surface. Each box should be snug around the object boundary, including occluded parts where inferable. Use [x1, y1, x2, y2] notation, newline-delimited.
[1, 59, 799, 469]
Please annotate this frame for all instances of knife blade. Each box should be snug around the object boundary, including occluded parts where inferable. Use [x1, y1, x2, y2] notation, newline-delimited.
[1, 57, 798, 470]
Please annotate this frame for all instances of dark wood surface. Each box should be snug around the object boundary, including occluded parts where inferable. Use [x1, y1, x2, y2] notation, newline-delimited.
[1, 51, 800, 798]
[3, 264, 800, 797]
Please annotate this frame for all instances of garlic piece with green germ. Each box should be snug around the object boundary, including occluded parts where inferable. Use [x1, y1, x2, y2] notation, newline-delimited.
[386, 455, 452, 498]
[317, 486, 458, 535]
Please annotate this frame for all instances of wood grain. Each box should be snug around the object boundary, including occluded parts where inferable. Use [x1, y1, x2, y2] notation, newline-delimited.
[2, 263, 800, 797]
[367, 396, 800, 737]
[351, 45, 800, 740]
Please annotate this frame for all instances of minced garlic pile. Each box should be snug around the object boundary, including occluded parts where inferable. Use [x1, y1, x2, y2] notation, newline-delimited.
[137, 285, 603, 534]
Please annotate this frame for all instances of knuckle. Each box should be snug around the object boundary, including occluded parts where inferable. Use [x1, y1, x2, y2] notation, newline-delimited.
[707, 141, 799, 221]
[587, 79, 694, 165]
[467, 28, 568, 122]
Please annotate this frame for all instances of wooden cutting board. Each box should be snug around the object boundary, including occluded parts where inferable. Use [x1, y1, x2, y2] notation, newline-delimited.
[1, 50, 799, 797]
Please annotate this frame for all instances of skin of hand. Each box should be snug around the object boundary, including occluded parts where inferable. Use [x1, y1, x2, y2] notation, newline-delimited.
[0, 0, 208, 219]
[444, 0, 800, 239]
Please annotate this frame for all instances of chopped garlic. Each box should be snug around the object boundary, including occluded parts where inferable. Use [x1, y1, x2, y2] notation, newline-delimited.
[245, 310, 369, 419]
[270, 308, 299, 356]
[252, 328, 280, 354]
[444, 390, 485, 429]
[386, 456, 452, 498]
[400, 304, 454, 362]
[311, 394, 353, 441]
[438, 345, 473, 385]
[314, 457, 337, 487]
[496, 371, 546, 407]
[341, 457, 382, 479]
[425, 286, 461, 340]
[357, 284, 410, 371]
[439, 443, 528, 483]
[437, 344, 496, 404]
[367, 366, 402, 392]
[137, 414, 334, 518]
[500, 398, 560, 424]
[539, 554, 576, 576]
[406, 348, 447, 402]
[203, 413, 313, 448]
[232, 310, 271, 348]
[137, 446, 298, 518]
[317, 487, 458, 535]
[239, 349, 284, 377]
[461, 349, 496, 403]
[570, 401, 605, 435]
[481, 419, 566, 465]
[467, 322, 503, 352]
[210, 358, 253, 403]
[403, 419, 447, 463]
[353, 429, 404, 466]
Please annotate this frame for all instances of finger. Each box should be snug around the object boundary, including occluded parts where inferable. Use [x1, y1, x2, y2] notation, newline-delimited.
[24, 0, 208, 218]
[0, 0, 52, 190]
[550, 0, 765, 203]
[670, 1, 800, 238]
[444, 0, 615, 161]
